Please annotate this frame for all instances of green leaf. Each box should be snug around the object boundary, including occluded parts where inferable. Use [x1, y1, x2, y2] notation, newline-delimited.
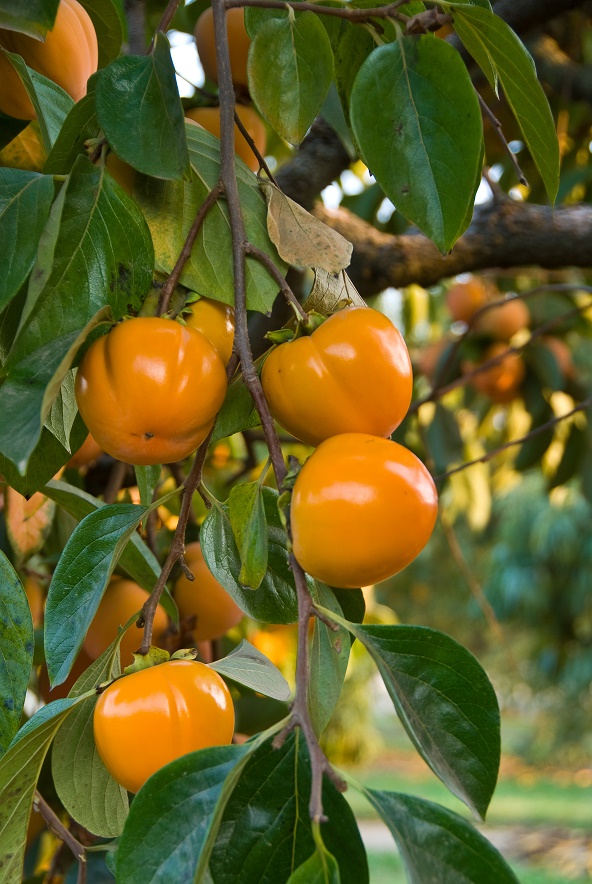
[0, 169, 54, 311]
[44, 503, 149, 687]
[514, 392, 554, 472]
[0, 50, 74, 153]
[134, 464, 161, 508]
[0, 154, 153, 473]
[244, 5, 286, 39]
[207, 732, 368, 884]
[51, 639, 129, 838]
[309, 584, 350, 736]
[288, 846, 341, 883]
[228, 481, 268, 589]
[0, 114, 27, 152]
[548, 423, 587, 490]
[42, 478, 178, 622]
[0, 0, 59, 37]
[211, 368, 260, 443]
[0, 418, 87, 498]
[319, 617, 500, 821]
[332, 20, 375, 129]
[366, 790, 519, 883]
[0, 697, 81, 883]
[43, 90, 98, 175]
[134, 124, 285, 314]
[350, 36, 482, 253]
[95, 32, 190, 179]
[209, 639, 291, 701]
[200, 488, 299, 624]
[44, 370, 79, 451]
[248, 13, 334, 145]
[80, 0, 125, 67]
[444, 3, 560, 202]
[425, 403, 464, 474]
[0, 553, 33, 757]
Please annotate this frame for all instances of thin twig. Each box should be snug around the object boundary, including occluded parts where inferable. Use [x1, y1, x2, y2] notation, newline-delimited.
[151, 0, 183, 47]
[34, 791, 87, 884]
[435, 398, 592, 482]
[158, 183, 225, 316]
[477, 92, 529, 187]
[245, 243, 308, 322]
[225, 0, 410, 22]
[233, 111, 278, 184]
[102, 460, 128, 504]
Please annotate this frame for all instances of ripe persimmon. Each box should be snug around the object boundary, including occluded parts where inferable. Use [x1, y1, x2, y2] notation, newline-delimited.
[194, 7, 250, 89]
[174, 542, 243, 640]
[185, 104, 266, 172]
[463, 342, 525, 403]
[0, 0, 98, 120]
[75, 317, 227, 466]
[83, 577, 168, 667]
[185, 298, 235, 366]
[67, 434, 102, 469]
[446, 278, 488, 323]
[473, 297, 530, 340]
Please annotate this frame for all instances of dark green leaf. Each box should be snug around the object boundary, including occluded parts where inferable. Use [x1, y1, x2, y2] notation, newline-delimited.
[329, 586, 365, 624]
[0, 169, 54, 311]
[51, 638, 128, 838]
[207, 733, 368, 884]
[95, 32, 189, 179]
[134, 464, 161, 508]
[445, 3, 559, 203]
[0, 50, 73, 152]
[320, 617, 500, 820]
[0, 114, 27, 152]
[288, 846, 341, 883]
[80, 0, 125, 67]
[244, 5, 286, 39]
[200, 488, 299, 624]
[209, 639, 291, 701]
[134, 124, 285, 313]
[0, 418, 87, 497]
[350, 36, 482, 253]
[309, 584, 350, 736]
[228, 481, 268, 589]
[526, 342, 564, 391]
[0, 154, 152, 473]
[319, 82, 355, 158]
[0, 553, 33, 757]
[367, 790, 519, 883]
[0, 0, 59, 37]
[515, 400, 555, 472]
[43, 90, 98, 175]
[45, 503, 148, 687]
[332, 20, 375, 129]
[248, 13, 334, 145]
[548, 423, 587, 490]
[425, 403, 464, 474]
[211, 369, 260, 443]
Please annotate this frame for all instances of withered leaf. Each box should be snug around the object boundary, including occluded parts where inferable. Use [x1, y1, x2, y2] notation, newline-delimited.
[303, 268, 366, 315]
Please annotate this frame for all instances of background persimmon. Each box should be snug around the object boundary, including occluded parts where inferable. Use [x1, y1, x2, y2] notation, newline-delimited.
[185, 105, 266, 172]
[194, 7, 250, 88]
[446, 278, 488, 323]
[463, 342, 526, 403]
[473, 297, 531, 340]
[174, 542, 243, 640]
[185, 298, 235, 365]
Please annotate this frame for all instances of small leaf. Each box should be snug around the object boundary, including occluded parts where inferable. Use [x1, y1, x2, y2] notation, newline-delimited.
[309, 584, 350, 736]
[0, 50, 74, 152]
[44, 369, 79, 451]
[548, 423, 587, 490]
[228, 481, 268, 589]
[425, 403, 464, 474]
[288, 847, 341, 883]
[211, 367, 261, 443]
[134, 464, 161, 508]
[4, 485, 55, 563]
[248, 13, 334, 145]
[261, 181, 352, 274]
[0, 0, 59, 37]
[43, 89, 98, 175]
[200, 488, 299, 624]
[209, 639, 291, 701]
[367, 790, 519, 883]
[0, 553, 34, 757]
[350, 36, 483, 253]
[95, 31, 190, 179]
[303, 268, 366, 314]
[444, 3, 560, 202]
[45, 503, 149, 687]
[0, 168, 54, 311]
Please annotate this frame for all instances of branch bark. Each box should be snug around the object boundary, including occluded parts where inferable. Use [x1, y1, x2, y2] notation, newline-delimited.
[314, 200, 592, 293]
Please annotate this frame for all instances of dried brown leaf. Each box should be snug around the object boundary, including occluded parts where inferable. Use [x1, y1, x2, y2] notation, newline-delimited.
[5, 482, 58, 563]
[303, 268, 366, 315]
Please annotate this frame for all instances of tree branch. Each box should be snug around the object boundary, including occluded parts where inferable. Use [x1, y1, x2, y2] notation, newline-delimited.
[314, 200, 592, 293]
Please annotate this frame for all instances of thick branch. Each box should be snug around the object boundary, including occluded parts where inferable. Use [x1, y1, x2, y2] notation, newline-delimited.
[491, 0, 586, 37]
[275, 118, 351, 212]
[314, 201, 592, 293]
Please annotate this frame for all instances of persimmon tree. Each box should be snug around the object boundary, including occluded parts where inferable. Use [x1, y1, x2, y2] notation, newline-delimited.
[0, 0, 586, 882]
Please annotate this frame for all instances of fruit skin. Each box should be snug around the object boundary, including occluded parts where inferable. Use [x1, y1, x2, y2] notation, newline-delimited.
[75, 317, 227, 466]
[463, 342, 525, 404]
[185, 105, 266, 172]
[83, 577, 168, 667]
[66, 433, 102, 469]
[446, 278, 487, 323]
[93, 659, 234, 793]
[0, 0, 98, 120]
[185, 298, 235, 366]
[473, 298, 530, 340]
[174, 542, 243, 640]
[290, 433, 438, 588]
[105, 153, 135, 196]
[261, 307, 413, 447]
[24, 576, 44, 627]
[194, 7, 250, 89]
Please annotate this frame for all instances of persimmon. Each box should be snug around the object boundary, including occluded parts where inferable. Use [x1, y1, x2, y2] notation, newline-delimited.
[194, 7, 250, 89]
[540, 336, 575, 381]
[415, 340, 450, 382]
[105, 152, 135, 196]
[74, 317, 227, 466]
[174, 542, 243, 640]
[23, 575, 44, 628]
[261, 306, 413, 447]
[66, 434, 102, 469]
[446, 278, 488, 323]
[290, 433, 438, 588]
[185, 105, 266, 172]
[83, 577, 168, 667]
[250, 626, 297, 668]
[93, 659, 234, 793]
[0, 0, 98, 120]
[185, 298, 235, 366]
[463, 342, 525, 403]
[473, 297, 530, 340]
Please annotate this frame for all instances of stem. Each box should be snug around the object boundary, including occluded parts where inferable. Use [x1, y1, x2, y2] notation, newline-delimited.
[477, 92, 529, 188]
[157, 183, 224, 316]
[225, 0, 410, 22]
[151, 0, 183, 47]
[245, 243, 308, 322]
[34, 791, 87, 884]
[233, 111, 278, 184]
